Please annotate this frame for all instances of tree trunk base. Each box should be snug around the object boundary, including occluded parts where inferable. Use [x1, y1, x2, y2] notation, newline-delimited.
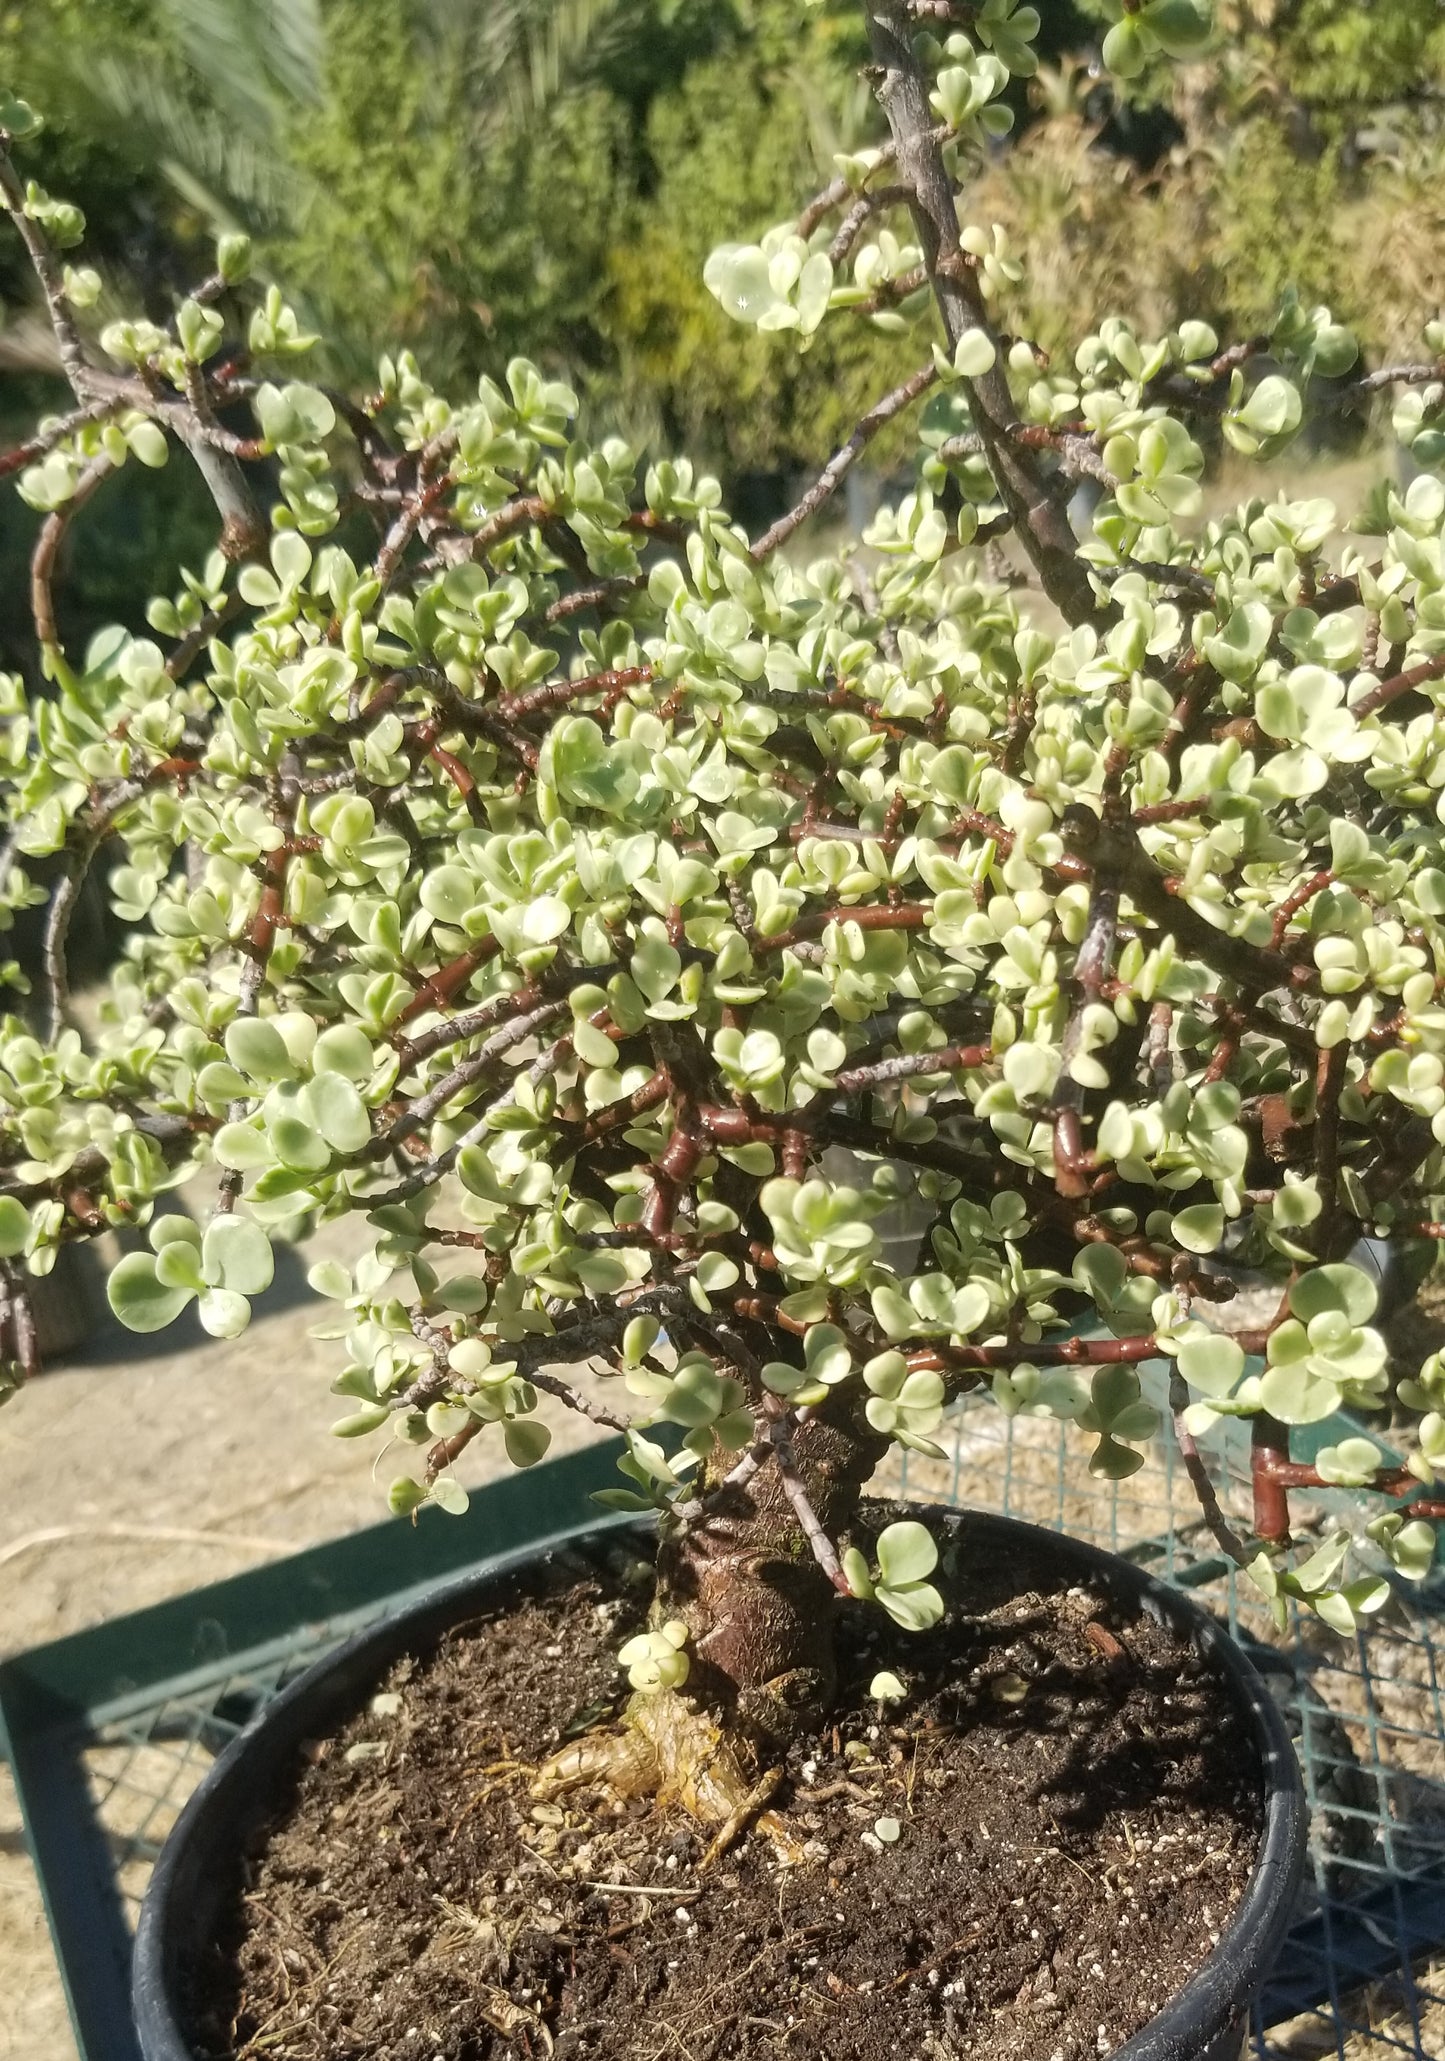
[532, 1687, 806, 1865]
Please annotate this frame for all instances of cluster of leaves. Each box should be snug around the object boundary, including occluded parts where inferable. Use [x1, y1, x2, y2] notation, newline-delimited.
[0, 0, 1444, 1652]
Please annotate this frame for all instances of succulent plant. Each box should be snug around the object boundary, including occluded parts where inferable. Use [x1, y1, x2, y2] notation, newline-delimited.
[0, 5, 1443, 1824]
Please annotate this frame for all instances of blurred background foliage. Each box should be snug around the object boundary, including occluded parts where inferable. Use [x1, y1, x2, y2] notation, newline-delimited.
[985, 0, 1445, 363]
[0, 0, 1443, 656]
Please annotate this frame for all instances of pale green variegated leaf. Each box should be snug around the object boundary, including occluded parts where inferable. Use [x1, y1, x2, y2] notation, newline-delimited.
[107, 1253, 195, 1333]
[202, 1215, 274, 1295]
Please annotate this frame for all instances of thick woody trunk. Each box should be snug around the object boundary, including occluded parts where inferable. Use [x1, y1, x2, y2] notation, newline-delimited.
[654, 1396, 889, 1741]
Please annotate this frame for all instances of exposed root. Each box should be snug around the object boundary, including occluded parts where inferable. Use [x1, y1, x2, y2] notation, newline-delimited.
[531, 1688, 806, 1867]
[530, 1726, 657, 1803]
[698, 1765, 784, 1872]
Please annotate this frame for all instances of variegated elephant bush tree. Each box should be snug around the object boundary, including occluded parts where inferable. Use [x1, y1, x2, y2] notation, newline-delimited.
[2, 0, 1445, 1821]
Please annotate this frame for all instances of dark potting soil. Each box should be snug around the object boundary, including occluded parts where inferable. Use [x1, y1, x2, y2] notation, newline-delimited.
[186, 1522, 1264, 2061]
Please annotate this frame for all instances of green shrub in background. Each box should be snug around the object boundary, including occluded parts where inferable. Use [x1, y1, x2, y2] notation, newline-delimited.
[8, 0, 1445, 485]
[0, 2, 894, 458]
[974, 0, 1445, 366]
[0, 1, 916, 669]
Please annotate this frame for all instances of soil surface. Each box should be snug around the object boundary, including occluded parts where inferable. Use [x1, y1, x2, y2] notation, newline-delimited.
[186, 1517, 1264, 2061]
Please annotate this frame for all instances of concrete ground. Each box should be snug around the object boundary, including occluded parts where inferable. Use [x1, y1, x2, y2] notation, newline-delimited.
[0, 1213, 602, 2061]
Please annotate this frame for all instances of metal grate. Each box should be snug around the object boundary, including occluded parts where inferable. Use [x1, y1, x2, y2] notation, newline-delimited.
[79, 1649, 339, 1925]
[879, 1401, 1445, 2061]
[4, 1416, 1445, 2060]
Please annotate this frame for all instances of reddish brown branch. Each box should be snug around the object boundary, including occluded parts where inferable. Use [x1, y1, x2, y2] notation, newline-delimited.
[245, 844, 288, 970]
[0, 396, 118, 478]
[1314, 1041, 1347, 1245]
[1353, 652, 1445, 720]
[425, 1418, 482, 1481]
[757, 903, 930, 953]
[909, 1328, 1272, 1375]
[1251, 1414, 1293, 1544]
[468, 494, 549, 559]
[427, 743, 484, 821]
[498, 665, 652, 722]
[396, 940, 502, 1026]
[1255, 1456, 1440, 1501]
[1270, 869, 1333, 948]
[570, 1070, 670, 1148]
[375, 470, 452, 595]
[545, 574, 645, 623]
[641, 1103, 703, 1240]
[31, 456, 113, 651]
[1133, 797, 1210, 826]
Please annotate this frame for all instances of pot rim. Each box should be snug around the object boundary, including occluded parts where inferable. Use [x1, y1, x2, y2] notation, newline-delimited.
[133, 1505, 1306, 2061]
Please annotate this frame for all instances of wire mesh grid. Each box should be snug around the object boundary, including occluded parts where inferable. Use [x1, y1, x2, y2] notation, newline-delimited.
[878, 1402, 1445, 2061]
[81, 1651, 332, 1925]
[29, 1401, 1445, 2060]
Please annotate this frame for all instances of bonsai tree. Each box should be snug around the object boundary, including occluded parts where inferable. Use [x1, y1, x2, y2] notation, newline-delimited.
[1, 0, 1444, 1834]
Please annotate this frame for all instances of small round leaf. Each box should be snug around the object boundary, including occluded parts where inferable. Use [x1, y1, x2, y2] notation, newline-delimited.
[107, 1253, 195, 1333]
[202, 1215, 275, 1295]
[876, 1520, 939, 1587]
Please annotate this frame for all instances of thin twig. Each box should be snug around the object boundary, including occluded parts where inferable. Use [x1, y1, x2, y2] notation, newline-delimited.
[771, 1416, 850, 1593]
[0, 1524, 290, 1571]
[0, 142, 94, 396]
[752, 364, 938, 561]
[31, 455, 112, 652]
[165, 591, 244, 681]
[365, 1029, 578, 1207]
[827, 184, 914, 265]
[42, 836, 97, 1039]
[833, 1040, 991, 1094]
[1353, 651, 1445, 720]
[375, 999, 571, 1156]
[1168, 1372, 1253, 1568]
[522, 1366, 634, 1434]
[0, 395, 119, 478]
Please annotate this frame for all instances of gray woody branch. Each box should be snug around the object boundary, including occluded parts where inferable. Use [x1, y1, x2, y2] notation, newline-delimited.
[0, 141, 265, 562]
[861, 1, 1094, 624]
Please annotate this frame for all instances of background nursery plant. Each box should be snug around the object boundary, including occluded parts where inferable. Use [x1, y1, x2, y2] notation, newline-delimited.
[0, 0, 1444, 1845]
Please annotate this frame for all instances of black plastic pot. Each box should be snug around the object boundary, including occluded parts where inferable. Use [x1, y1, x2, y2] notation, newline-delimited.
[133, 1509, 1307, 2061]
